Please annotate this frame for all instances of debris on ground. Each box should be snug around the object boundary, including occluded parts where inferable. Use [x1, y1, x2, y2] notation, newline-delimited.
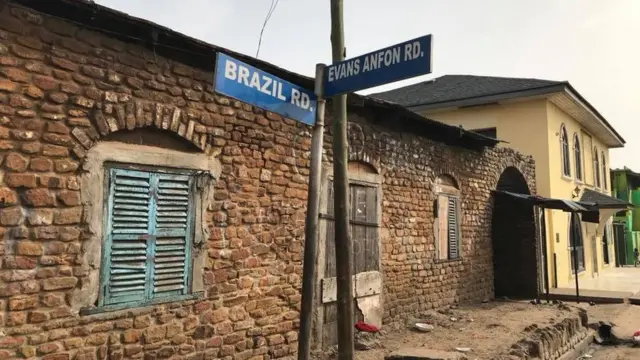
[633, 330, 640, 346]
[355, 330, 383, 350]
[414, 323, 435, 332]
[356, 321, 380, 333]
[349, 301, 580, 360]
[579, 303, 640, 360]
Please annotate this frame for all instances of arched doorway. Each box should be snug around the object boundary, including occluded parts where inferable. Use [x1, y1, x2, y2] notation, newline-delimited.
[492, 167, 538, 299]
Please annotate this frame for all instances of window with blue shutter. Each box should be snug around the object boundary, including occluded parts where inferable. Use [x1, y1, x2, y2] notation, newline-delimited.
[100, 166, 195, 307]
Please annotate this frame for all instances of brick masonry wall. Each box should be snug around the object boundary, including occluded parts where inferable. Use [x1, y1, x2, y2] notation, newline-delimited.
[0, 3, 537, 360]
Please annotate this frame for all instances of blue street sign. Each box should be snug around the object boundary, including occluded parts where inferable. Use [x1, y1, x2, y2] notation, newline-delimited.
[323, 35, 433, 97]
[214, 53, 317, 126]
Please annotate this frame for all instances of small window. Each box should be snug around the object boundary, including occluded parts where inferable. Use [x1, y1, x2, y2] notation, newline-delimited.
[573, 134, 582, 181]
[100, 165, 195, 307]
[560, 125, 571, 177]
[593, 148, 600, 188]
[435, 176, 460, 260]
[602, 151, 607, 190]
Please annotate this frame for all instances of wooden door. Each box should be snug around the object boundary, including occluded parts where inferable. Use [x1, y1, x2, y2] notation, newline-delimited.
[321, 180, 379, 347]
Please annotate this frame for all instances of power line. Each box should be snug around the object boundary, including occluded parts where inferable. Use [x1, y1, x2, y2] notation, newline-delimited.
[256, 0, 280, 59]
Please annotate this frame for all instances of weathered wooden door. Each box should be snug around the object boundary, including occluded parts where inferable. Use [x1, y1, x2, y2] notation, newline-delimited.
[321, 180, 379, 347]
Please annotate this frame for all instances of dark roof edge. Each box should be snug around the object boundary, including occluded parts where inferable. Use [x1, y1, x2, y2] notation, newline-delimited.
[407, 83, 566, 111]
[406, 81, 625, 147]
[563, 83, 626, 146]
[11, 0, 501, 150]
[580, 188, 633, 209]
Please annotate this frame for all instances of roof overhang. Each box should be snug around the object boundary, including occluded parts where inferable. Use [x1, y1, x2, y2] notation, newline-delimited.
[493, 190, 592, 212]
[494, 190, 631, 213]
[408, 83, 625, 148]
[579, 188, 633, 210]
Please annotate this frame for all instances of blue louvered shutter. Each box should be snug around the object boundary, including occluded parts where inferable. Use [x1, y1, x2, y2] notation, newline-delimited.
[447, 197, 459, 259]
[103, 169, 152, 305]
[102, 168, 194, 306]
[152, 173, 193, 298]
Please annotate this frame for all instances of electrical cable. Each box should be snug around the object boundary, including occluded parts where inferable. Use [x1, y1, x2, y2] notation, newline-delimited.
[255, 0, 280, 59]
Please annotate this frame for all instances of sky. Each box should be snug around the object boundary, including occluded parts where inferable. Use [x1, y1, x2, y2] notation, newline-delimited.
[96, 0, 640, 170]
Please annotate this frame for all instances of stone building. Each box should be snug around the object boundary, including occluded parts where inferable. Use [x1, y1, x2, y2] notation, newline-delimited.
[0, 1, 537, 359]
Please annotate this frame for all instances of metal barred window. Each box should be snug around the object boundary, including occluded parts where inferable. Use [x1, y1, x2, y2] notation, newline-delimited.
[100, 167, 195, 306]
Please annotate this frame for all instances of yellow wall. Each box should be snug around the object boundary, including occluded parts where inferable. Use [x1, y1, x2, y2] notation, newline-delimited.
[427, 100, 551, 196]
[423, 99, 614, 289]
[544, 102, 612, 286]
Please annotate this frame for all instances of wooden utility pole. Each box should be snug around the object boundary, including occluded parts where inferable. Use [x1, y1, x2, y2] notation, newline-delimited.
[330, 1, 354, 360]
[297, 64, 326, 360]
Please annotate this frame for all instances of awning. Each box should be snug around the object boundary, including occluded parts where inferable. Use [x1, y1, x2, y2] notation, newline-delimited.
[579, 188, 633, 210]
[493, 190, 593, 212]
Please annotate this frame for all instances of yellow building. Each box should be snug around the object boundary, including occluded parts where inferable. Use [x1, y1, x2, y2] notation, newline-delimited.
[373, 75, 627, 289]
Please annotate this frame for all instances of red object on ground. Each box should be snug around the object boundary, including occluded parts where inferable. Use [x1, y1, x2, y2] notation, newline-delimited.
[633, 329, 640, 337]
[354, 321, 379, 333]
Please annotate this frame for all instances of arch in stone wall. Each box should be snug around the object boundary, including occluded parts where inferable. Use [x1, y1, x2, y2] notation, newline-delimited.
[67, 98, 216, 162]
[490, 159, 536, 196]
[347, 122, 381, 174]
[491, 166, 538, 299]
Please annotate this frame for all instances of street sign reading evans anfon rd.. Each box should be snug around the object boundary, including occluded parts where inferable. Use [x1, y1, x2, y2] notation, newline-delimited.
[322, 35, 432, 97]
[214, 53, 317, 126]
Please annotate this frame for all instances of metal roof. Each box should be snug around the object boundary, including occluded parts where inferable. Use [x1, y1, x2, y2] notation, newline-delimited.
[493, 190, 591, 212]
[579, 188, 633, 210]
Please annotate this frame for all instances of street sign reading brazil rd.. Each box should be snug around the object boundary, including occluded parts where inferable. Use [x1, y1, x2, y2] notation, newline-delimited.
[214, 53, 317, 126]
[323, 35, 433, 97]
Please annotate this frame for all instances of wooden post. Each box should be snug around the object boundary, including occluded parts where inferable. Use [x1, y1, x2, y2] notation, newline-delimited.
[297, 64, 326, 360]
[330, 1, 354, 360]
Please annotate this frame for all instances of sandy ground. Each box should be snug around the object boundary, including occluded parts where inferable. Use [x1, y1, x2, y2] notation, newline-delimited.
[344, 300, 579, 360]
[580, 303, 640, 360]
[317, 302, 640, 360]
[587, 346, 640, 360]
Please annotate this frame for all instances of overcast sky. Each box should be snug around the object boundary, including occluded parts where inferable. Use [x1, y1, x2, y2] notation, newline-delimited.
[96, 0, 640, 170]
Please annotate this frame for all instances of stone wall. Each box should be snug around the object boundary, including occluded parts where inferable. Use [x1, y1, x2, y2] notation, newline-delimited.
[506, 308, 589, 360]
[0, 3, 536, 359]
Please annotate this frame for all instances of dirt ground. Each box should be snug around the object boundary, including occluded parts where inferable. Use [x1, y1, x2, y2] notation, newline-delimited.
[579, 303, 640, 360]
[587, 346, 640, 360]
[345, 300, 580, 360]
